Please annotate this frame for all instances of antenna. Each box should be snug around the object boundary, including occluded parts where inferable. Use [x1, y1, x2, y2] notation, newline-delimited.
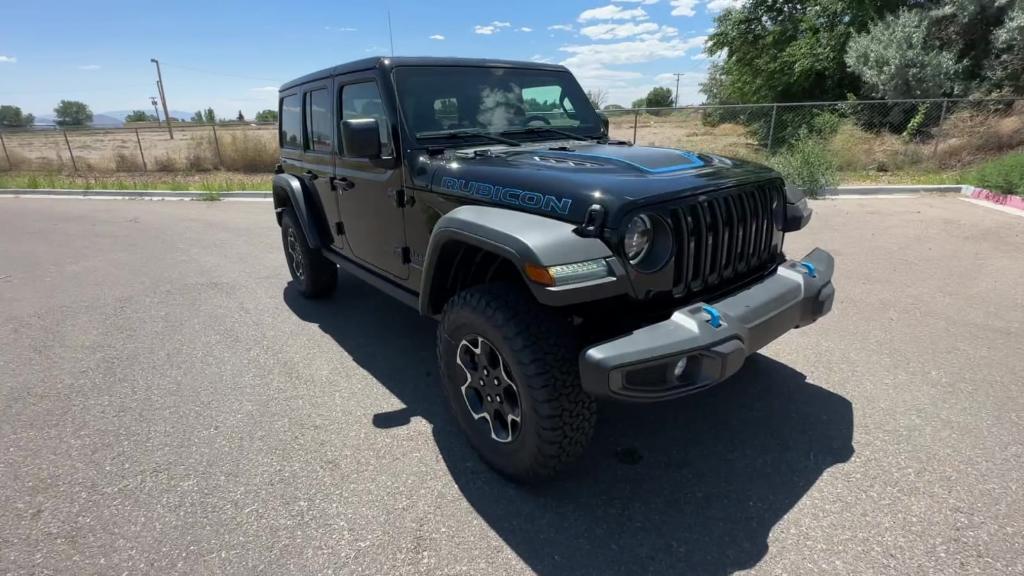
[387, 9, 395, 56]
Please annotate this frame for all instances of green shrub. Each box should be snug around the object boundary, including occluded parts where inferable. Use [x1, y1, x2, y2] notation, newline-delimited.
[772, 135, 839, 198]
[967, 153, 1024, 196]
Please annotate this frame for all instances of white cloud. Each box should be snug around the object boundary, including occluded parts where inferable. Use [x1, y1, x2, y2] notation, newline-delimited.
[492, 21, 511, 27]
[531, 54, 554, 63]
[670, 0, 698, 16]
[251, 86, 278, 92]
[707, 0, 746, 12]
[517, 27, 533, 32]
[559, 35, 707, 68]
[618, 0, 660, 3]
[78, 64, 101, 70]
[429, 34, 445, 40]
[0, 55, 16, 63]
[474, 25, 497, 35]
[578, 5, 649, 22]
[581, 22, 660, 40]
[324, 26, 357, 32]
[548, 24, 574, 31]
[691, 52, 708, 60]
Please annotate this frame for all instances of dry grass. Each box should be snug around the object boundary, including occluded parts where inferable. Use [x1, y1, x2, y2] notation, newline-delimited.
[0, 170, 270, 191]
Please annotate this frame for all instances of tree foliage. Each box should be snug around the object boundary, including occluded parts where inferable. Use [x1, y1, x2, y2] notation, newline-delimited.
[236, 110, 245, 122]
[255, 109, 278, 123]
[53, 100, 93, 127]
[585, 88, 608, 110]
[645, 87, 673, 109]
[191, 110, 205, 123]
[124, 110, 156, 123]
[847, 9, 960, 100]
[203, 108, 216, 124]
[0, 105, 34, 127]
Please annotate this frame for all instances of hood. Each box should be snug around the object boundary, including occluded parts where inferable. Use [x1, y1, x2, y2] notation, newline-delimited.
[413, 141, 781, 226]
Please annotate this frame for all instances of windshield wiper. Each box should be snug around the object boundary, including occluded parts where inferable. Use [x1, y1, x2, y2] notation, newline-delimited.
[415, 129, 521, 147]
[499, 126, 594, 142]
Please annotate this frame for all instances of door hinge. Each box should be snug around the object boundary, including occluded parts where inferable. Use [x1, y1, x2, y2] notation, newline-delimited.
[390, 189, 414, 208]
[395, 246, 411, 264]
[335, 221, 345, 236]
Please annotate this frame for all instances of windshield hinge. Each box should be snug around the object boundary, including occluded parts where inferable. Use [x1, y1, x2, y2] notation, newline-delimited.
[390, 189, 414, 208]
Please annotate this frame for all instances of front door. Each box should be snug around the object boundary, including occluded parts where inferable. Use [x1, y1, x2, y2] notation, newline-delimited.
[300, 82, 340, 245]
[335, 75, 408, 279]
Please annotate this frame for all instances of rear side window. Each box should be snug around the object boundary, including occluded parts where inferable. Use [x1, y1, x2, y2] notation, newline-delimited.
[341, 82, 393, 157]
[304, 89, 333, 153]
[280, 94, 301, 149]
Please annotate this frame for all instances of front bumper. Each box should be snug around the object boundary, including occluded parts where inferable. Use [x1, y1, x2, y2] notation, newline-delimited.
[579, 248, 835, 401]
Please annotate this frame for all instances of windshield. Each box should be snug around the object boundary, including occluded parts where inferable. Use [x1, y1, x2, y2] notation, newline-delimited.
[393, 66, 603, 144]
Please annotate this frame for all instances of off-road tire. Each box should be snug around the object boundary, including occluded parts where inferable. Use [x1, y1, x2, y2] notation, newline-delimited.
[280, 208, 337, 299]
[438, 283, 597, 482]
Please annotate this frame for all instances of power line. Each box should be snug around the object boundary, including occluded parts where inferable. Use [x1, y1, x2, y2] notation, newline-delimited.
[158, 62, 282, 84]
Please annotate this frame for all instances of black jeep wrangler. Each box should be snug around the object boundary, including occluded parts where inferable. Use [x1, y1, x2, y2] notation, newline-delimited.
[274, 57, 834, 482]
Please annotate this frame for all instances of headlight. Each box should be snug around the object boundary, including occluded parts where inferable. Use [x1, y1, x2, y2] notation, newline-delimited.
[623, 215, 653, 264]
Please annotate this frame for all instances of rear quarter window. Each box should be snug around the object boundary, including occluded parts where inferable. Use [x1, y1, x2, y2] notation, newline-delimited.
[280, 94, 301, 149]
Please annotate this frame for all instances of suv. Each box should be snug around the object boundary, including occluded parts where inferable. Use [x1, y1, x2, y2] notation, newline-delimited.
[274, 57, 834, 482]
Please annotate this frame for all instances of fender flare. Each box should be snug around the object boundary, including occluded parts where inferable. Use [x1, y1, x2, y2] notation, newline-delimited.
[273, 173, 325, 249]
[419, 205, 625, 315]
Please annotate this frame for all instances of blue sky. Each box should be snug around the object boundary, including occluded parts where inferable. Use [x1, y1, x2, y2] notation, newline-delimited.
[0, 0, 742, 118]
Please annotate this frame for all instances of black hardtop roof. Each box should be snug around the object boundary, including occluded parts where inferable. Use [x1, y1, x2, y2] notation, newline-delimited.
[279, 56, 569, 92]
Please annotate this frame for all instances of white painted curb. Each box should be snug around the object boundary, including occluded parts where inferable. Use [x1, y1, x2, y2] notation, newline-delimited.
[819, 184, 968, 197]
[0, 188, 271, 200]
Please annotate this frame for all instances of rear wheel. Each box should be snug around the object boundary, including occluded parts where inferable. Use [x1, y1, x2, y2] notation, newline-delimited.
[280, 208, 337, 298]
[437, 283, 597, 482]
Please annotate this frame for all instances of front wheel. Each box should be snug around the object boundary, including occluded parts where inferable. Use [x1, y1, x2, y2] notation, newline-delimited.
[437, 284, 597, 482]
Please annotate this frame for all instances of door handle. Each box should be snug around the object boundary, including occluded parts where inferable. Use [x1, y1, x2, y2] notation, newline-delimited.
[334, 176, 355, 191]
[303, 170, 319, 181]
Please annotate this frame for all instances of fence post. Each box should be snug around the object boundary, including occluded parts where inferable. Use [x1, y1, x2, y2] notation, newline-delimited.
[62, 130, 78, 173]
[0, 131, 11, 170]
[767, 104, 778, 154]
[135, 129, 148, 172]
[932, 99, 948, 158]
[211, 124, 223, 168]
[632, 109, 639, 144]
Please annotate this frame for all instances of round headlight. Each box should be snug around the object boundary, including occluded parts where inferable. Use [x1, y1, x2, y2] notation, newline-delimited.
[623, 214, 653, 263]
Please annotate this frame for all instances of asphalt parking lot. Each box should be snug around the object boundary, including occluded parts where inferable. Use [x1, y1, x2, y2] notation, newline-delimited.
[1, 195, 1022, 575]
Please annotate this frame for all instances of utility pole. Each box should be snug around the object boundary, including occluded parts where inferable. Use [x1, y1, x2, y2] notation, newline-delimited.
[673, 73, 684, 108]
[150, 96, 161, 123]
[150, 58, 174, 139]
[386, 9, 395, 56]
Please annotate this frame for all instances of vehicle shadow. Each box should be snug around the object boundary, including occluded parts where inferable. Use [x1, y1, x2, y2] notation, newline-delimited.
[284, 274, 854, 575]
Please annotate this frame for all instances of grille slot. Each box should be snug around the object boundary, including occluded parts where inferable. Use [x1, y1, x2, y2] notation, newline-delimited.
[670, 182, 784, 298]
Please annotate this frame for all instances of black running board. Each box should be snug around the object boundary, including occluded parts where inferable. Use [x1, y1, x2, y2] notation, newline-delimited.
[322, 248, 421, 312]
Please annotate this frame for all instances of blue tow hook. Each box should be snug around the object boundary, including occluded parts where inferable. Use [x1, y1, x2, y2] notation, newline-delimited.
[798, 260, 817, 278]
[701, 305, 723, 328]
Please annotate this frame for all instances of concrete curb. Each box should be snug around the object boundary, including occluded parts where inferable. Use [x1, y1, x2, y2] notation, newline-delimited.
[0, 189, 271, 199]
[820, 184, 968, 197]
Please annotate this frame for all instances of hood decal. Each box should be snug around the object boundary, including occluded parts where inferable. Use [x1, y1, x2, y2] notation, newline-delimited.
[440, 176, 573, 215]
[556, 147, 705, 173]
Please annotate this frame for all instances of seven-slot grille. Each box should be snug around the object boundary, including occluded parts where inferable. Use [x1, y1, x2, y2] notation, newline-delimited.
[670, 181, 784, 297]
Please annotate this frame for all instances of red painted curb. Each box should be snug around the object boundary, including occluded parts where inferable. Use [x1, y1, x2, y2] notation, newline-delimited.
[969, 187, 1024, 212]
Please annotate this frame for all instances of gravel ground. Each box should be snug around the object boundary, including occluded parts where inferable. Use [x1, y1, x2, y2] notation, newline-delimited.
[1, 195, 1022, 575]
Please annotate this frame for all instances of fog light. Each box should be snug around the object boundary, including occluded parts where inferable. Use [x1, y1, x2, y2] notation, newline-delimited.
[673, 357, 689, 382]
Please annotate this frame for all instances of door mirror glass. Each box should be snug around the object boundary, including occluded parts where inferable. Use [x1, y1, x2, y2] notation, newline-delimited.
[341, 118, 382, 158]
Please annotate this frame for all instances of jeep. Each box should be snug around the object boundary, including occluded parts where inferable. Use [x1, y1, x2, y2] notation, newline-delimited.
[273, 57, 834, 482]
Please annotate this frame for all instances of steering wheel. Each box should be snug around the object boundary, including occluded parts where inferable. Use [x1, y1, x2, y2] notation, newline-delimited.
[525, 114, 551, 126]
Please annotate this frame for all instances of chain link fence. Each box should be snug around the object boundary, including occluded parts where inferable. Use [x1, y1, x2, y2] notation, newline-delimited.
[605, 97, 1024, 172]
[1, 97, 1021, 174]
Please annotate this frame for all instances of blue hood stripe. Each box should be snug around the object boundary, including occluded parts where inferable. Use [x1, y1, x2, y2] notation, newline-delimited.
[559, 148, 705, 174]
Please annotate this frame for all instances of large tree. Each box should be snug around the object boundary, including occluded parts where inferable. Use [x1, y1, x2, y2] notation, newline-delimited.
[0, 104, 34, 127]
[254, 109, 278, 123]
[846, 9, 960, 100]
[53, 100, 93, 126]
[703, 0, 909, 104]
[124, 110, 156, 123]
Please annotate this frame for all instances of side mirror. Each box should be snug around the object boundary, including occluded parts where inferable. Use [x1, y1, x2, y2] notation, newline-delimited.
[597, 112, 610, 136]
[341, 118, 381, 158]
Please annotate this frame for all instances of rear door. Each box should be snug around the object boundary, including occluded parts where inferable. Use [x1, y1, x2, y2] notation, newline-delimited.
[301, 81, 342, 246]
[335, 73, 408, 279]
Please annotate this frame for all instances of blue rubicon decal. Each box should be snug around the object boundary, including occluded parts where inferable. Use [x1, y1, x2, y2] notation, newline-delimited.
[440, 177, 573, 215]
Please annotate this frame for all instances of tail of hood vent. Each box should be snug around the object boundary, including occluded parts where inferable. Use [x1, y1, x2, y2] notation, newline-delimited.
[518, 144, 706, 174]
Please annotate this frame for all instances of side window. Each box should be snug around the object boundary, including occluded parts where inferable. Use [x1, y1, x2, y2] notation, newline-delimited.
[304, 88, 332, 153]
[341, 82, 393, 157]
[280, 94, 301, 149]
